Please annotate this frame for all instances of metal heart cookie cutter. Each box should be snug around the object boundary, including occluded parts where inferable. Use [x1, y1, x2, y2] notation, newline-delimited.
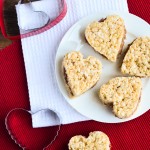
[0, 0, 67, 39]
[5, 108, 62, 149]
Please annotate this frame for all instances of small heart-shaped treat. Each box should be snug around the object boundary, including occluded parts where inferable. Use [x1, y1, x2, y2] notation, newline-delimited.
[121, 37, 150, 77]
[99, 77, 142, 119]
[68, 131, 111, 150]
[85, 15, 126, 62]
[62, 51, 102, 97]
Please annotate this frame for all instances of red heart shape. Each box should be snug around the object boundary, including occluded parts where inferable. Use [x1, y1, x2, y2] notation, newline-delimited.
[6, 109, 60, 150]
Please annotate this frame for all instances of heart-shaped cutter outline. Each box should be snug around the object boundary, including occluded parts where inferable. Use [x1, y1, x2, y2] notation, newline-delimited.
[0, 0, 67, 40]
[5, 108, 62, 150]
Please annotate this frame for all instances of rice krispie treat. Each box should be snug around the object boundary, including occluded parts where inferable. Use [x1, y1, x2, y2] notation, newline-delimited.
[99, 77, 142, 119]
[121, 37, 150, 77]
[85, 15, 126, 62]
[62, 51, 102, 97]
[68, 131, 111, 150]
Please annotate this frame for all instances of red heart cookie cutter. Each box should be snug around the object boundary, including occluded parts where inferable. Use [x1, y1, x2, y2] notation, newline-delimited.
[0, 0, 67, 40]
[5, 108, 62, 150]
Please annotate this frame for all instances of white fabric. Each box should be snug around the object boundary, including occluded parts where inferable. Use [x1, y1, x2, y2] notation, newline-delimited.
[16, 0, 129, 128]
[16, 3, 49, 31]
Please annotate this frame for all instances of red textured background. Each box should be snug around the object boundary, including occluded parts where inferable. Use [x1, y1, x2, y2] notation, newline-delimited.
[0, 0, 150, 149]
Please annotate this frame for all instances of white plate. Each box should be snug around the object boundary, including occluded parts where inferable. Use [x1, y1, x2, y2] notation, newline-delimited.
[55, 12, 150, 123]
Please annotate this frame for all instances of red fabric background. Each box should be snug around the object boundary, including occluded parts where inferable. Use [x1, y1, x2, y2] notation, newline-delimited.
[0, 0, 150, 149]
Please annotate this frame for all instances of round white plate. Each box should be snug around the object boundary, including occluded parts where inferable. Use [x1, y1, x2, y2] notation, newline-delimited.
[55, 12, 150, 123]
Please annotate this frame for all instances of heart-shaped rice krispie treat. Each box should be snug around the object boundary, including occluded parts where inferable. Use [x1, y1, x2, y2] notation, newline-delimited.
[85, 15, 126, 62]
[62, 51, 102, 97]
[68, 131, 110, 150]
[99, 77, 142, 119]
[121, 37, 150, 77]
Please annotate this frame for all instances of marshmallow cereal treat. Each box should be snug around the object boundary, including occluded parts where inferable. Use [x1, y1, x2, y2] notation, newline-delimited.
[99, 77, 142, 119]
[62, 51, 102, 97]
[68, 131, 111, 150]
[85, 15, 126, 62]
[121, 37, 150, 77]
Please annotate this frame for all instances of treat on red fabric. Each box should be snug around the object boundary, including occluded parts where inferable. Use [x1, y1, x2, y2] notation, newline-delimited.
[68, 131, 111, 150]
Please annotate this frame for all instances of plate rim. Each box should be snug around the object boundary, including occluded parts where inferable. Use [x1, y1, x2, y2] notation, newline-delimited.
[55, 11, 150, 123]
